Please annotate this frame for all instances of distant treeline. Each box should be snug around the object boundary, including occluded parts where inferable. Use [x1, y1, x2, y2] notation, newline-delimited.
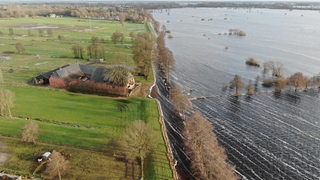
[0, 3, 147, 23]
[1, 1, 319, 18]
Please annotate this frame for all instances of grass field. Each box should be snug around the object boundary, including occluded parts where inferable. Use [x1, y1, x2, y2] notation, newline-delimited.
[0, 17, 171, 179]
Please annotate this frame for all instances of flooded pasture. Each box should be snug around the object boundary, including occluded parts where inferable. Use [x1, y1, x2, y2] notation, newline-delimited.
[153, 8, 320, 179]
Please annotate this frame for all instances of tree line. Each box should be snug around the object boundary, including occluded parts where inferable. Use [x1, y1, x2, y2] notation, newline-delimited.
[156, 28, 175, 84]
[132, 32, 153, 80]
[169, 84, 238, 179]
[0, 4, 147, 23]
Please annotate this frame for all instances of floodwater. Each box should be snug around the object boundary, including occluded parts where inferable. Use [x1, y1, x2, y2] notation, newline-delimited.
[152, 8, 320, 180]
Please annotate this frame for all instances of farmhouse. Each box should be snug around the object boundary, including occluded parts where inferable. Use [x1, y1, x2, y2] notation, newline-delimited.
[34, 63, 135, 96]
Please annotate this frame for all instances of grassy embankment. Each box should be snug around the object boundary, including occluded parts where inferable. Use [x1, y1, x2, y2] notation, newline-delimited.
[0, 17, 171, 179]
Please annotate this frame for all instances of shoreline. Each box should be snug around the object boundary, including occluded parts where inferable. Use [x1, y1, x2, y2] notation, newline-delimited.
[147, 21, 179, 180]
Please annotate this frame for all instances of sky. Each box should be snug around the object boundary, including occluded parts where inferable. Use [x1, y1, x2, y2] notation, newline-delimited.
[0, 0, 319, 2]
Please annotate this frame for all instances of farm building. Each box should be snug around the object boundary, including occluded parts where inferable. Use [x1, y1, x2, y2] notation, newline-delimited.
[34, 63, 135, 96]
[89, 58, 104, 63]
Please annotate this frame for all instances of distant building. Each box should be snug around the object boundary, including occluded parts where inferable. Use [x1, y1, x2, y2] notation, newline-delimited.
[49, 14, 56, 18]
[89, 58, 104, 63]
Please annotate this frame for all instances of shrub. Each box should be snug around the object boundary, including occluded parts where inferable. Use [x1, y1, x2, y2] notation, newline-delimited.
[21, 121, 39, 144]
[57, 35, 65, 40]
[246, 57, 260, 67]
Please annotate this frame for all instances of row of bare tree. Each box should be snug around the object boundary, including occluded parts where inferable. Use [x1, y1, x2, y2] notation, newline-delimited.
[156, 28, 175, 83]
[169, 85, 238, 179]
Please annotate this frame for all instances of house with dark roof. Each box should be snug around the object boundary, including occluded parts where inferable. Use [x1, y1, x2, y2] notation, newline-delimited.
[34, 63, 135, 96]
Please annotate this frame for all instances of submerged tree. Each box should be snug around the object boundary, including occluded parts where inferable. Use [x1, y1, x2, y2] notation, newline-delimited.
[119, 120, 157, 180]
[156, 31, 175, 82]
[275, 77, 287, 93]
[170, 86, 192, 116]
[263, 61, 283, 79]
[183, 112, 238, 180]
[230, 75, 244, 96]
[287, 72, 307, 92]
[309, 75, 320, 88]
[246, 81, 254, 96]
[21, 121, 39, 144]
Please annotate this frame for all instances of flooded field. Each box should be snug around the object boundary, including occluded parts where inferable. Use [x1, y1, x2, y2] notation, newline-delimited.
[152, 8, 320, 179]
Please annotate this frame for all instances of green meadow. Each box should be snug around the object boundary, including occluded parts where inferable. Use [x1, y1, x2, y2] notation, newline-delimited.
[0, 17, 171, 179]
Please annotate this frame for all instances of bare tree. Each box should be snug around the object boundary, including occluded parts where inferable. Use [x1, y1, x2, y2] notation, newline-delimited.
[156, 31, 175, 81]
[119, 120, 157, 180]
[183, 112, 238, 180]
[45, 150, 69, 180]
[111, 31, 125, 44]
[0, 89, 15, 118]
[230, 75, 244, 96]
[87, 43, 105, 59]
[0, 69, 3, 83]
[71, 44, 85, 59]
[287, 72, 307, 92]
[21, 121, 39, 144]
[8, 28, 14, 36]
[15, 43, 25, 54]
[119, 13, 126, 25]
[246, 81, 254, 95]
[275, 77, 287, 93]
[309, 75, 320, 88]
[170, 86, 192, 116]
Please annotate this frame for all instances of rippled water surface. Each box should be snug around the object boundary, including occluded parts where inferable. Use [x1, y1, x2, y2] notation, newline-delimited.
[152, 8, 320, 179]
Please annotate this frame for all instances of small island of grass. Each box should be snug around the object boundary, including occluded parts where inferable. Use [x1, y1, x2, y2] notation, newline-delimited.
[229, 29, 246, 36]
[246, 57, 260, 67]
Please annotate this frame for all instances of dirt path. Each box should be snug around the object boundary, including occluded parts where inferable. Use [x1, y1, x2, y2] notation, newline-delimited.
[0, 139, 10, 166]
